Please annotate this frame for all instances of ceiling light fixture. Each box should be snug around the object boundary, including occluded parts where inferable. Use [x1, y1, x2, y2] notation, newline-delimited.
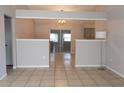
[58, 19, 66, 24]
[57, 9, 66, 24]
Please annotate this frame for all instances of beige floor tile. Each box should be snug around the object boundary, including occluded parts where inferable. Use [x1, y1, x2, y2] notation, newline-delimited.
[40, 80, 54, 87]
[55, 72, 65, 75]
[94, 79, 110, 85]
[31, 72, 44, 76]
[24, 68, 36, 72]
[68, 80, 82, 86]
[20, 72, 32, 76]
[10, 81, 26, 87]
[75, 67, 84, 70]
[82, 79, 96, 86]
[83, 67, 97, 71]
[55, 75, 67, 80]
[8, 72, 22, 76]
[44, 73, 55, 76]
[11, 68, 25, 72]
[65, 67, 75, 71]
[42, 75, 54, 80]
[80, 77, 92, 81]
[2, 53, 124, 87]
[0, 80, 12, 87]
[90, 75, 103, 80]
[2, 76, 17, 81]
[55, 67, 65, 70]
[87, 71, 99, 74]
[67, 75, 79, 80]
[118, 78, 124, 83]
[109, 79, 124, 85]
[102, 75, 117, 79]
[29, 76, 42, 81]
[55, 80, 68, 87]
[78, 75, 91, 79]
[66, 71, 77, 74]
[111, 85, 124, 87]
[55, 73, 66, 76]
[16, 76, 30, 81]
[25, 80, 40, 87]
[76, 71, 88, 75]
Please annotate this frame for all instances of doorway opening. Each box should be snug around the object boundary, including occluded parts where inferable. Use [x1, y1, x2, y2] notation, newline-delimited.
[50, 29, 71, 53]
[4, 15, 13, 70]
[49, 29, 72, 68]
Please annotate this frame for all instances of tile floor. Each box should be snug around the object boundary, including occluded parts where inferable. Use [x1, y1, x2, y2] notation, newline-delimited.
[0, 53, 124, 87]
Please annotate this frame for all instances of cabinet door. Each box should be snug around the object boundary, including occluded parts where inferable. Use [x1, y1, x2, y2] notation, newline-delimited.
[84, 28, 95, 39]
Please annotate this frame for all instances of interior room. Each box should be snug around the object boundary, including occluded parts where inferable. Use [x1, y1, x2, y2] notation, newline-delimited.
[0, 5, 124, 87]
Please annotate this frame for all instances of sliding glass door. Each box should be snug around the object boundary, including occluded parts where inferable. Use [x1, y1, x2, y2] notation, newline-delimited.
[50, 29, 71, 53]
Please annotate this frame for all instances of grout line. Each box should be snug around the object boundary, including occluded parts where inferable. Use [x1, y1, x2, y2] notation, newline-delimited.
[64, 65, 69, 86]
[75, 69, 85, 86]
[24, 68, 36, 87]
[39, 69, 46, 87]
[106, 70, 124, 83]
[84, 70, 98, 86]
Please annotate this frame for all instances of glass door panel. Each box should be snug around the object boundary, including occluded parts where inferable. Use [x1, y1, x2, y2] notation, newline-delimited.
[50, 29, 71, 53]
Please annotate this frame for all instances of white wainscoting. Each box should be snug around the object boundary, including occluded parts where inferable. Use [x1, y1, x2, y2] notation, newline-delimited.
[16, 39, 49, 68]
[75, 39, 106, 67]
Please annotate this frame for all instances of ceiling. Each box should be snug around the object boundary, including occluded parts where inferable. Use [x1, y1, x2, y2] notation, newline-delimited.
[16, 5, 112, 12]
[34, 19, 95, 24]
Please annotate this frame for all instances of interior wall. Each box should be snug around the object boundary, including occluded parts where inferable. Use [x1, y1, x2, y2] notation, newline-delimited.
[0, 5, 16, 79]
[16, 19, 35, 39]
[107, 6, 124, 77]
[34, 20, 85, 53]
[15, 19, 106, 54]
[95, 20, 107, 31]
[83, 21, 95, 28]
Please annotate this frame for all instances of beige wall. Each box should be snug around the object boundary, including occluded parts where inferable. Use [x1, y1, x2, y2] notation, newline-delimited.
[34, 20, 84, 53]
[15, 19, 107, 53]
[0, 6, 16, 79]
[83, 21, 95, 28]
[16, 19, 35, 39]
[95, 20, 107, 31]
[34, 20, 107, 53]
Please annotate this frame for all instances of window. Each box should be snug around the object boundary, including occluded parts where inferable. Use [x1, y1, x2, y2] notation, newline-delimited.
[63, 34, 71, 42]
[50, 33, 58, 42]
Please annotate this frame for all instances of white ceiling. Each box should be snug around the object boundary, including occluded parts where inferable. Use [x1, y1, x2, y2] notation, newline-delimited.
[34, 19, 94, 24]
[16, 5, 112, 12]
[27, 5, 96, 12]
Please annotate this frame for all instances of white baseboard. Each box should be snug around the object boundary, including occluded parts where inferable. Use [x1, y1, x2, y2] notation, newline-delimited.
[16, 65, 49, 68]
[75, 65, 100, 67]
[0, 73, 7, 80]
[13, 66, 17, 69]
[106, 65, 124, 78]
